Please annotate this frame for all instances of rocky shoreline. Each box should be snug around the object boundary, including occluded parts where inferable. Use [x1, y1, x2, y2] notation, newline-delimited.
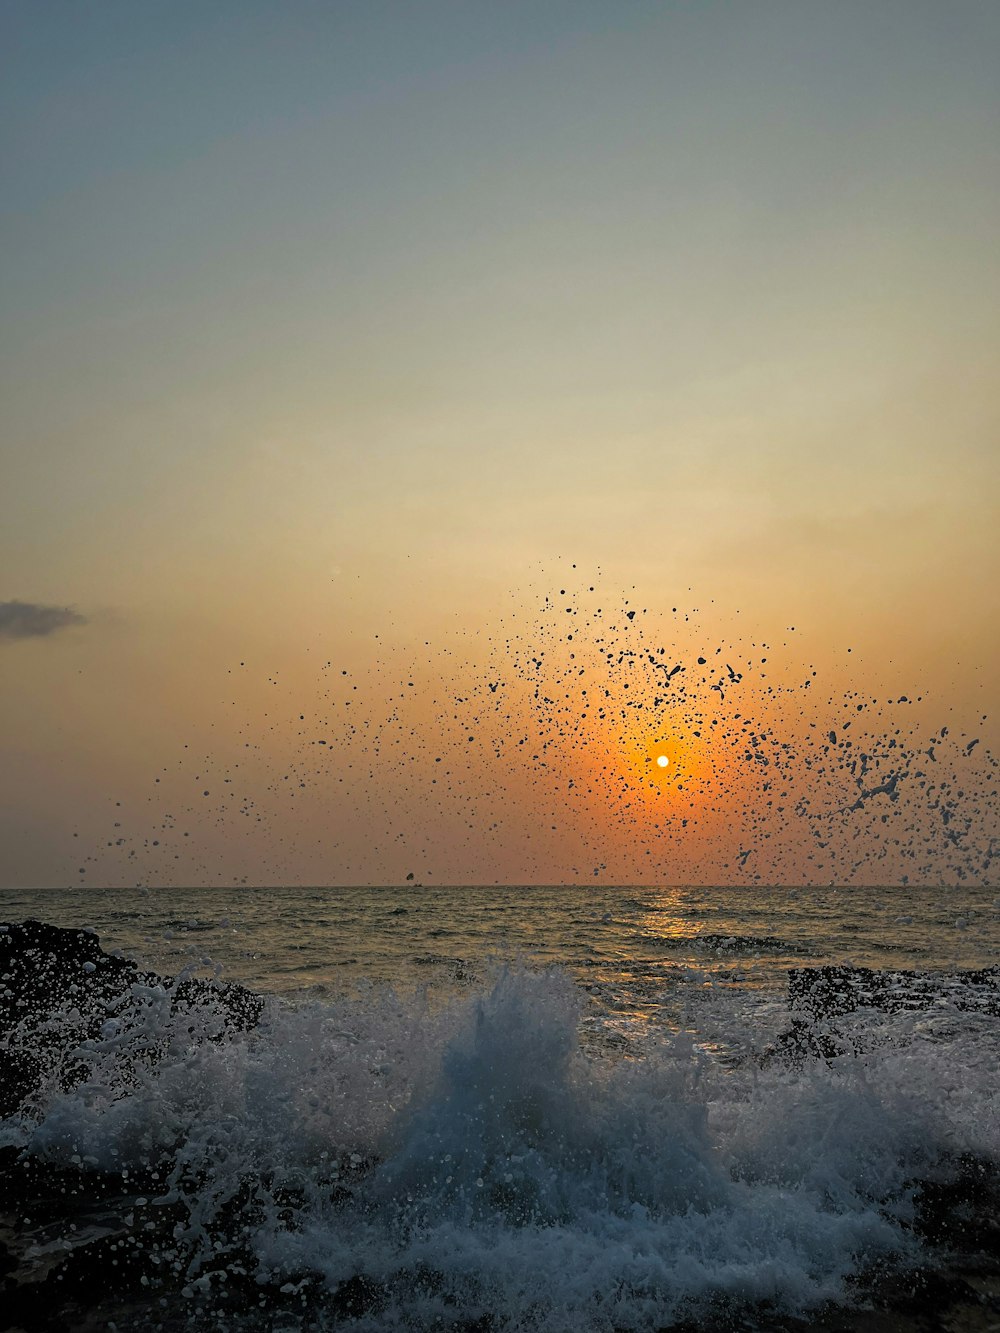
[0, 919, 262, 1121]
[2, 921, 999, 1332]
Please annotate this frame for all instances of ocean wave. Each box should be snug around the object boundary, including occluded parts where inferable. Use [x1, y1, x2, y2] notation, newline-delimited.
[4, 960, 999, 1331]
[693, 932, 803, 954]
[629, 930, 803, 956]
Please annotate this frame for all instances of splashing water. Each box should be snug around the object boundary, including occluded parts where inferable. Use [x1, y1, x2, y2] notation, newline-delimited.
[4, 960, 998, 1331]
[75, 575, 997, 891]
[8, 574, 997, 1328]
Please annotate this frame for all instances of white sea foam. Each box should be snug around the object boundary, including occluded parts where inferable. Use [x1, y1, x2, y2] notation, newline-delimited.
[6, 963, 998, 1329]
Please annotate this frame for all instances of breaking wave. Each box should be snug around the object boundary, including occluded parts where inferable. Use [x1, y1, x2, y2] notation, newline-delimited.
[4, 963, 999, 1330]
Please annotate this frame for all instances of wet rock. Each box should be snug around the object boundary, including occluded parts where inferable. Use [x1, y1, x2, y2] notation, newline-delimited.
[764, 964, 1000, 1069]
[910, 1152, 1000, 1253]
[0, 919, 263, 1118]
[0, 1143, 185, 1332]
[787, 964, 1000, 1021]
[329, 1272, 390, 1321]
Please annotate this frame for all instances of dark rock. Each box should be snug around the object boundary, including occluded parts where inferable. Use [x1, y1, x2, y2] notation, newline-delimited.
[764, 965, 1000, 1069]
[0, 1141, 189, 1332]
[0, 919, 263, 1119]
[865, 1264, 980, 1315]
[329, 1272, 390, 1321]
[787, 964, 1000, 1021]
[763, 1017, 850, 1065]
[0, 922, 271, 1331]
[0, 920, 148, 1119]
[910, 1152, 1000, 1252]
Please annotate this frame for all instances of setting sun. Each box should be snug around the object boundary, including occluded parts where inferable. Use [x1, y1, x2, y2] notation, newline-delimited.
[656, 754, 670, 768]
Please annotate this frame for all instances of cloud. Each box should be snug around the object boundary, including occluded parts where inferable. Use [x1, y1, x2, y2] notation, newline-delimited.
[0, 600, 87, 642]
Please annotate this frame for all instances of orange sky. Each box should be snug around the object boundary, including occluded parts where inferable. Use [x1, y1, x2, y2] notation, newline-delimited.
[1, 2, 998, 887]
[7, 575, 986, 890]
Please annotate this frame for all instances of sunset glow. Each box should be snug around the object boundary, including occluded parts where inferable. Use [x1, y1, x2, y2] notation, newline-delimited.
[2, 12, 998, 1328]
[0, 2, 996, 889]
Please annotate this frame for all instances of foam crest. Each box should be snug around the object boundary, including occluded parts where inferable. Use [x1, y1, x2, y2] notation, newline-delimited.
[7, 964, 999, 1329]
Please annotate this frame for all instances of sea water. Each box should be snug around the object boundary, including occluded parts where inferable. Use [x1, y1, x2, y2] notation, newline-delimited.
[2, 881, 998, 1039]
[2, 883, 999, 1330]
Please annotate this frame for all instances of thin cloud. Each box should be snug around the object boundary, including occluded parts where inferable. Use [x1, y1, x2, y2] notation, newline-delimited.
[0, 600, 87, 642]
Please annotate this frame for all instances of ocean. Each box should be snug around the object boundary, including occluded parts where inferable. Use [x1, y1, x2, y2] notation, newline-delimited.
[2, 882, 999, 1330]
[2, 881, 999, 1046]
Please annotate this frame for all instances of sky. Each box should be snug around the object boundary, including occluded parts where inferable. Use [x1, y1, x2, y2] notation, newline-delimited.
[1, 0, 998, 888]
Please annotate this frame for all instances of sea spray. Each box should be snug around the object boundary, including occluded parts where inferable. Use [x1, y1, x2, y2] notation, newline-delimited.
[74, 579, 999, 892]
[8, 951, 999, 1329]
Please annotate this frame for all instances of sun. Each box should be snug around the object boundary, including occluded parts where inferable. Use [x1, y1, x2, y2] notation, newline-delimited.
[641, 742, 678, 781]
